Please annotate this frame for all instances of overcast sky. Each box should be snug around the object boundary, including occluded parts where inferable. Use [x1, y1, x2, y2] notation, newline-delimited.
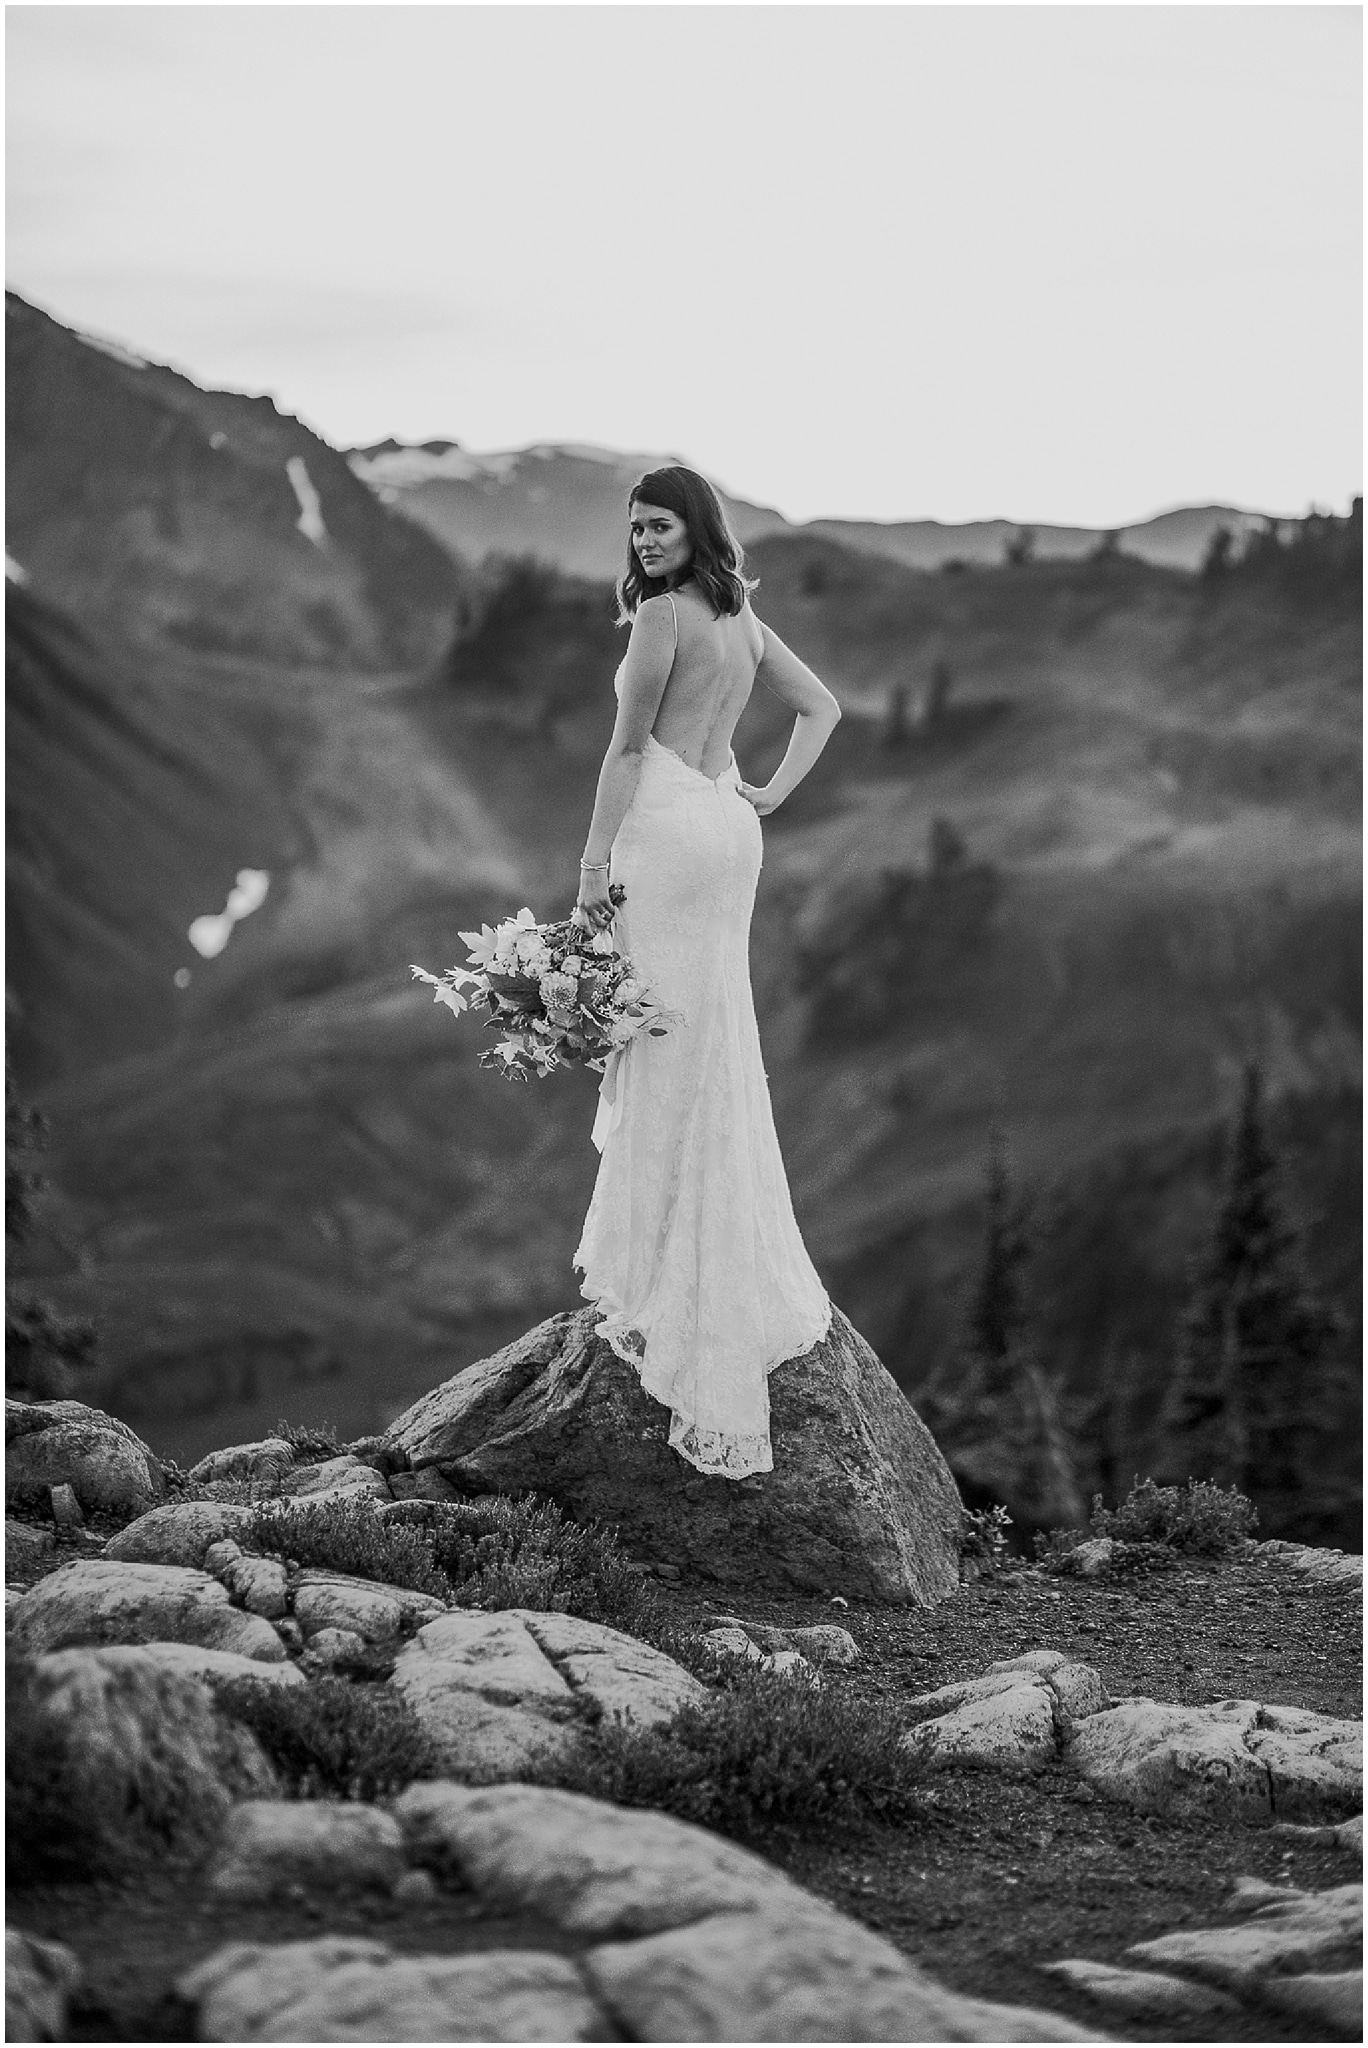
[6, 3, 1362, 526]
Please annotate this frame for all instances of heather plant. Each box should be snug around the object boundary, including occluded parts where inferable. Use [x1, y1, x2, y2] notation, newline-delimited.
[1035, 1476, 1257, 1577]
[1091, 1476, 1258, 1554]
[242, 1500, 451, 1603]
[269, 1419, 345, 1464]
[239, 1494, 668, 1644]
[960, 1503, 1013, 1578]
[541, 1666, 925, 1839]
[216, 1674, 437, 1802]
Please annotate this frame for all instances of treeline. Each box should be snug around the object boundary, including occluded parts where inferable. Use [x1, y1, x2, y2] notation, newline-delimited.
[921, 1061, 1359, 1549]
[1200, 498, 1362, 608]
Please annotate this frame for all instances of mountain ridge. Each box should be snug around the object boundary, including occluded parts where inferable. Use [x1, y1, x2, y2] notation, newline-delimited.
[346, 436, 1279, 578]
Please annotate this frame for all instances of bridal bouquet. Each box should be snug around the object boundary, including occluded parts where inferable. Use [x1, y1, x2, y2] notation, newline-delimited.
[411, 892, 674, 1082]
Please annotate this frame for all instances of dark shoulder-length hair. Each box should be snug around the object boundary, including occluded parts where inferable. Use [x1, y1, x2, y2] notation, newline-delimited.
[614, 464, 759, 624]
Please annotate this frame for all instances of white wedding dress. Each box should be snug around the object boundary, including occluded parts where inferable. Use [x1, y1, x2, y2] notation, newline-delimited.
[573, 594, 833, 1478]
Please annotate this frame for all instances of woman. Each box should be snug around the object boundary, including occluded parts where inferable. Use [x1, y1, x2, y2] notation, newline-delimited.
[571, 465, 841, 1479]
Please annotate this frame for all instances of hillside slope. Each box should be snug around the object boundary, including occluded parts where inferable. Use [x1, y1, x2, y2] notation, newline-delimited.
[7, 304, 1358, 1534]
[7, 293, 469, 668]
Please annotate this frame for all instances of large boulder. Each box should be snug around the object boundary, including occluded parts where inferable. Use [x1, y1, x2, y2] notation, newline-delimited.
[6, 1930, 83, 2043]
[390, 1607, 701, 1780]
[188, 1438, 296, 1488]
[104, 1501, 253, 1568]
[6, 1399, 164, 1521]
[1068, 1698, 1362, 1825]
[6, 1647, 274, 1879]
[382, 1306, 962, 1604]
[203, 1800, 408, 1902]
[291, 1569, 445, 1643]
[8, 1559, 288, 1661]
[178, 1939, 607, 2043]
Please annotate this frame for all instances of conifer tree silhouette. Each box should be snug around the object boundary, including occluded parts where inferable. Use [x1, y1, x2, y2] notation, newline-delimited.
[1160, 1060, 1346, 1529]
[924, 1127, 1084, 1531]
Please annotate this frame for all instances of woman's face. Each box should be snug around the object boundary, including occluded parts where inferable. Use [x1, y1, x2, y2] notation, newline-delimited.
[630, 499, 693, 583]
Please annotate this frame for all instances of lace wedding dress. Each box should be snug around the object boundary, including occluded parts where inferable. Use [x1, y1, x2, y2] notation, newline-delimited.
[573, 595, 833, 1478]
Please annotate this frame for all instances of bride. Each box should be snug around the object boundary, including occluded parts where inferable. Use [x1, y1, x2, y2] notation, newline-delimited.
[571, 464, 841, 1480]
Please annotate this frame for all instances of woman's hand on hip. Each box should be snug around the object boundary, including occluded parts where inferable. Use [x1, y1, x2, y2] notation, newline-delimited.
[738, 780, 782, 816]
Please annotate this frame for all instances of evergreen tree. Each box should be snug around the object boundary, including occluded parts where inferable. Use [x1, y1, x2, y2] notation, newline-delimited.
[1200, 523, 1236, 580]
[923, 1128, 1084, 1531]
[6, 1060, 96, 1400]
[882, 678, 912, 748]
[1160, 1060, 1347, 1528]
[922, 660, 954, 727]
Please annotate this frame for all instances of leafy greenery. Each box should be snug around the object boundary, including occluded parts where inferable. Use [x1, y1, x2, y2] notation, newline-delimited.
[243, 1500, 450, 1600]
[959, 1503, 1013, 1578]
[240, 1493, 668, 1643]
[1091, 1476, 1258, 1554]
[541, 1666, 925, 1839]
[215, 1674, 438, 1801]
[268, 1419, 345, 1465]
[1036, 1476, 1257, 1576]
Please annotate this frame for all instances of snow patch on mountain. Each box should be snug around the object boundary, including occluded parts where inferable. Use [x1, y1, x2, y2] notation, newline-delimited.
[285, 458, 327, 546]
[350, 445, 524, 488]
[189, 869, 271, 960]
[77, 330, 149, 370]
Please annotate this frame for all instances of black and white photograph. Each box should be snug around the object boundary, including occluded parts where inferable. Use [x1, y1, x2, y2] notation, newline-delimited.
[5, 1, 1362, 2039]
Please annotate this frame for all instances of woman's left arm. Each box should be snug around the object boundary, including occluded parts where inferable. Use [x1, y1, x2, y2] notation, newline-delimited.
[574, 597, 675, 931]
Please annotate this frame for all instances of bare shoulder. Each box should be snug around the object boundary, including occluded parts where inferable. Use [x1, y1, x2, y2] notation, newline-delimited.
[739, 594, 766, 666]
[630, 592, 678, 641]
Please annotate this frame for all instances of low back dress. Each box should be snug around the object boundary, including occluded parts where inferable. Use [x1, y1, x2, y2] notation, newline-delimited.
[572, 590, 832, 1478]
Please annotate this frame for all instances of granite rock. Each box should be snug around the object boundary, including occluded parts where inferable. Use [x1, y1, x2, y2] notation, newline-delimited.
[381, 1305, 962, 1605]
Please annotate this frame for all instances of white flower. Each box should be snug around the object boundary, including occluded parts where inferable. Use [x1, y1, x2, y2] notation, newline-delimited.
[539, 971, 579, 1010]
[561, 954, 583, 976]
[590, 929, 616, 956]
[616, 978, 641, 1004]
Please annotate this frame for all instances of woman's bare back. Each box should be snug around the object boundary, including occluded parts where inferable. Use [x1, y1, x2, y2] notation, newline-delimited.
[651, 585, 765, 778]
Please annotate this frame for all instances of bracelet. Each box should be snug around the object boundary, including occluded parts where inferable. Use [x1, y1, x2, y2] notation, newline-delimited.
[580, 861, 609, 872]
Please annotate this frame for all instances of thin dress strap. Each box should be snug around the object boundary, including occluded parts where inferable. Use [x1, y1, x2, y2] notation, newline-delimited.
[665, 592, 678, 650]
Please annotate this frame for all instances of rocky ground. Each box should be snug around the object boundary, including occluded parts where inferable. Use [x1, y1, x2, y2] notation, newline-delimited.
[6, 1386, 1361, 2042]
[675, 1558, 1362, 2039]
[9, 1537, 1361, 2041]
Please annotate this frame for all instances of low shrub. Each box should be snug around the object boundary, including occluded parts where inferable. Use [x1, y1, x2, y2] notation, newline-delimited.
[1036, 1477, 1257, 1576]
[243, 1499, 451, 1601]
[240, 1494, 668, 1644]
[1091, 1477, 1258, 1554]
[269, 1419, 345, 1466]
[215, 1674, 438, 1802]
[420, 1497, 663, 1636]
[960, 1504, 1013, 1579]
[541, 1667, 925, 1839]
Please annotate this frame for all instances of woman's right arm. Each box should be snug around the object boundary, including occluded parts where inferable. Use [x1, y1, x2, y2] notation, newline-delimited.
[740, 616, 842, 813]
